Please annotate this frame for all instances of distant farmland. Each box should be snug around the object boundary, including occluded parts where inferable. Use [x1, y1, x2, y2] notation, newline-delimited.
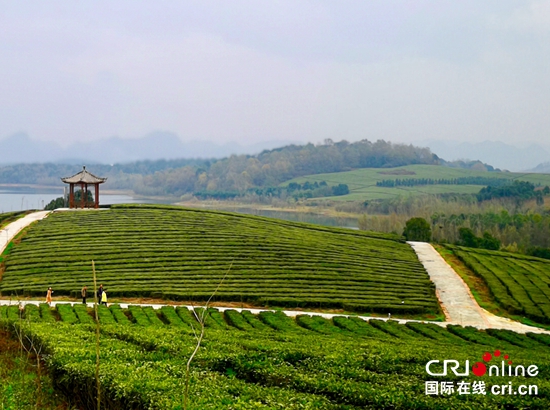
[0, 205, 440, 314]
[284, 164, 550, 201]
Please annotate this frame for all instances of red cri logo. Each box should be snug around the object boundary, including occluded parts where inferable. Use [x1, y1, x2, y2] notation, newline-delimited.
[472, 350, 511, 377]
[426, 349, 537, 377]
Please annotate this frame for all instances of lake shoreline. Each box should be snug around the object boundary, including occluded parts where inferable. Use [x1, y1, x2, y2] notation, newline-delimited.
[1, 185, 362, 228]
[0, 183, 137, 196]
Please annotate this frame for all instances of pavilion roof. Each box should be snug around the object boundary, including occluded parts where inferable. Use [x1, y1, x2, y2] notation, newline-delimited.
[61, 166, 107, 184]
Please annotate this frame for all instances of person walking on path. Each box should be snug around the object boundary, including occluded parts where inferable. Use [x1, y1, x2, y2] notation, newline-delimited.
[81, 286, 87, 304]
[97, 284, 103, 302]
[101, 289, 108, 306]
[46, 287, 53, 306]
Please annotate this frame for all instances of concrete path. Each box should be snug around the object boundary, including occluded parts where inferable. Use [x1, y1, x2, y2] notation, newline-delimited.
[0, 211, 50, 254]
[408, 241, 488, 327]
[408, 241, 549, 334]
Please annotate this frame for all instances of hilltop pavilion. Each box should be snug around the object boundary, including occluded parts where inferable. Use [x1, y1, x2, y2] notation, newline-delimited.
[61, 166, 107, 209]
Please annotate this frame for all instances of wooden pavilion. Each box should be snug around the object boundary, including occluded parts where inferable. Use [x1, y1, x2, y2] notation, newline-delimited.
[61, 166, 107, 209]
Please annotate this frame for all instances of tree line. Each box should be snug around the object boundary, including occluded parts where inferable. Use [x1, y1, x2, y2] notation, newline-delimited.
[364, 206, 550, 260]
[194, 181, 350, 201]
[477, 180, 549, 204]
[0, 139, 437, 197]
[376, 176, 510, 188]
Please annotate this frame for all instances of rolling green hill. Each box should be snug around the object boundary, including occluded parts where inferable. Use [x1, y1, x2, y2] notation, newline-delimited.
[0, 205, 439, 314]
[284, 164, 550, 201]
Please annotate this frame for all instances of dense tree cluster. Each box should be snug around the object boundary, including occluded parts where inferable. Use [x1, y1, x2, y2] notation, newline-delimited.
[431, 210, 550, 256]
[477, 181, 548, 204]
[458, 227, 501, 250]
[360, 197, 550, 259]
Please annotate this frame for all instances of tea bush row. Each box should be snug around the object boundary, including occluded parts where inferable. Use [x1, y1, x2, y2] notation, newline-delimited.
[451, 245, 550, 324]
[1, 206, 440, 314]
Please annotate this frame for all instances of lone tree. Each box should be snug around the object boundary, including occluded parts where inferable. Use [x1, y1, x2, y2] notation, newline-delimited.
[458, 227, 478, 247]
[402, 217, 431, 242]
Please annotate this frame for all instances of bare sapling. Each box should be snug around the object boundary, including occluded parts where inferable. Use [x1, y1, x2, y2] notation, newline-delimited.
[11, 300, 45, 410]
[92, 260, 101, 410]
[183, 261, 233, 410]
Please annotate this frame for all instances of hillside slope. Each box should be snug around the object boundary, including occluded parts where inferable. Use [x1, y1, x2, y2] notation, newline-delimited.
[284, 164, 550, 201]
[0, 205, 439, 314]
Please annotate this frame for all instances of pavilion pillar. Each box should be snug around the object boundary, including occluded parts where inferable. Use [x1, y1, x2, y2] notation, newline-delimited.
[80, 183, 85, 208]
[95, 184, 99, 209]
[69, 184, 75, 208]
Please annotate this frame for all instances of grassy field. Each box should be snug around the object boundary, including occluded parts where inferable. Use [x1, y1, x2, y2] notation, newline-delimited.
[283, 164, 550, 201]
[0, 325, 69, 409]
[2, 303, 550, 409]
[0, 205, 440, 315]
[447, 244, 550, 325]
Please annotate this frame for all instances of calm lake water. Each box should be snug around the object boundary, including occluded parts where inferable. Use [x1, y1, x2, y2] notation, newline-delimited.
[1, 188, 359, 229]
[0, 187, 152, 212]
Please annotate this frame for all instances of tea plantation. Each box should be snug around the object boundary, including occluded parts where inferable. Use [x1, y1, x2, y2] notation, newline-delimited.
[449, 245, 550, 325]
[1, 304, 549, 409]
[0, 205, 439, 314]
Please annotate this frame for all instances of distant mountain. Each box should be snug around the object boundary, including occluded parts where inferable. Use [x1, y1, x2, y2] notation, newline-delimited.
[417, 140, 550, 172]
[0, 132, 63, 164]
[0, 132, 292, 165]
[530, 162, 550, 174]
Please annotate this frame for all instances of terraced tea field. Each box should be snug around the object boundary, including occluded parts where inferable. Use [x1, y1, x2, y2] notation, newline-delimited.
[0, 205, 439, 314]
[449, 245, 550, 325]
[1, 304, 549, 409]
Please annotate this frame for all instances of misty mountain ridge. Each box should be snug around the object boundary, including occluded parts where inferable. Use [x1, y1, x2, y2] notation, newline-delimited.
[418, 139, 550, 172]
[530, 162, 550, 173]
[0, 132, 293, 165]
[2, 133, 548, 173]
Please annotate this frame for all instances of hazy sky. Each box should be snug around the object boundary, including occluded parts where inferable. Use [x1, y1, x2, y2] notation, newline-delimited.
[1, 1, 549, 147]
